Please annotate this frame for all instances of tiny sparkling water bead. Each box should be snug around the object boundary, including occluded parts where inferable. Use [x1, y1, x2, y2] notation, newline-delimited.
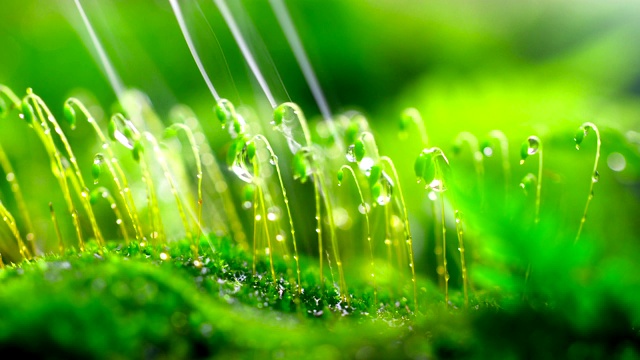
[519, 135, 543, 224]
[520, 135, 540, 164]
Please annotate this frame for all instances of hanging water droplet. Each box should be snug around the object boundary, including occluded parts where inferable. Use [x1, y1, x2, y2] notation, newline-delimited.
[455, 211, 462, 224]
[272, 103, 306, 153]
[345, 145, 357, 163]
[526, 136, 540, 155]
[375, 172, 394, 206]
[428, 179, 447, 193]
[358, 203, 371, 214]
[592, 171, 600, 183]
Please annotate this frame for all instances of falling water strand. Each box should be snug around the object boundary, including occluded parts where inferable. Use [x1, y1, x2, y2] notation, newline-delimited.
[168, 0, 220, 101]
[268, 0, 341, 145]
[214, 0, 277, 108]
[73, 0, 125, 100]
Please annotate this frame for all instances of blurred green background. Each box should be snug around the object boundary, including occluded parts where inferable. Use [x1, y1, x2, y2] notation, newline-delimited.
[0, 0, 639, 272]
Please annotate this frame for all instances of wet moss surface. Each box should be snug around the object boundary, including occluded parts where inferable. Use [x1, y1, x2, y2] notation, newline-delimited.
[0, 237, 638, 359]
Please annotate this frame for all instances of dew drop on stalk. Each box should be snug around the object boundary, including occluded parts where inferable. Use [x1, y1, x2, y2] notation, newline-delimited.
[520, 136, 541, 164]
[358, 203, 370, 214]
[375, 174, 394, 206]
[345, 145, 357, 163]
[592, 171, 600, 183]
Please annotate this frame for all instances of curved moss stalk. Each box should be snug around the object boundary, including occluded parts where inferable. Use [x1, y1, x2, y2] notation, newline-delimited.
[272, 102, 345, 297]
[65, 98, 145, 242]
[89, 187, 130, 244]
[209, 100, 251, 248]
[415, 147, 462, 307]
[164, 123, 203, 246]
[0, 128, 36, 254]
[110, 114, 165, 244]
[251, 157, 276, 281]
[21, 91, 84, 250]
[251, 134, 301, 294]
[316, 172, 348, 302]
[144, 132, 194, 248]
[338, 164, 376, 306]
[487, 130, 511, 196]
[399, 107, 428, 145]
[380, 156, 418, 311]
[453, 132, 485, 205]
[24, 92, 104, 248]
[49, 202, 65, 254]
[0, 201, 30, 259]
[574, 122, 601, 243]
[520, 136, 543, 224]
[0, 85, 21, 116]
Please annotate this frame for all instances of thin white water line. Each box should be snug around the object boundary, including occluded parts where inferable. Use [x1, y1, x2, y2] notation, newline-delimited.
[169, 0, 221, 101]
[74, 0, 125, 100]
[269, 0, 331, 122]
[269, 0, 342, 148]
[214, 0, 278, 109]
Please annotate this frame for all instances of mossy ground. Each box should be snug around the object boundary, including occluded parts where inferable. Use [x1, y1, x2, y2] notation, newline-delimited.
[0, 235, 638, 359]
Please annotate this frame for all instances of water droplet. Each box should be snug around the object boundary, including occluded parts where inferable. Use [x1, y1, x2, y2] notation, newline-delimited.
[358, 203, 371, 214]
[272, 103, 306, 153]
[255, 214, 262, 221]
[428, 179, 447, 193]
[526, 136, 540, 155]
[374, 173, 394, 206]
[346, 145, 357, 163]
[242, 201, 253, 210]
[592, 171, 600, 183]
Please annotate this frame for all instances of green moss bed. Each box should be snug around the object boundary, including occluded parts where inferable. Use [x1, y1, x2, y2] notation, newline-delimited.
[0, 236, 637, 359]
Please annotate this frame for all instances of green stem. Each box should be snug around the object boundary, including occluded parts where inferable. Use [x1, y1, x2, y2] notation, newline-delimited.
[0, 201, 30, 259]
[27, 94, 104, 248]
[380, 156, 418, 312]
[575, 122, 600, 243]
[67, 99, 145, 242]
[339, 164, 376, 306]
[252, 159, 276, 282]
[24, 93, 84, 251]
[165, 123, 203, 248]
[251, 134, 301, 295]
[144, 132, 193, 245]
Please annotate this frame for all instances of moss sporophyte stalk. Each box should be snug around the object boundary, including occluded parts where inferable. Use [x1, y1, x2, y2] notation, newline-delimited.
[0, 81, 612, 315]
